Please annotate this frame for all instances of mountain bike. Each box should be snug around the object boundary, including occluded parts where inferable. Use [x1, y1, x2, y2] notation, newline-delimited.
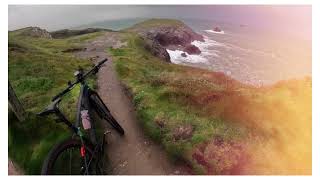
[37, 58, 124, 175]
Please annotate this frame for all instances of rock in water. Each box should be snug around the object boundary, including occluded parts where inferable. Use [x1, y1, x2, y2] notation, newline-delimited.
[181, 52, 187, 57]
[213, 27, 222, 32]
[183, 44, 201, 55]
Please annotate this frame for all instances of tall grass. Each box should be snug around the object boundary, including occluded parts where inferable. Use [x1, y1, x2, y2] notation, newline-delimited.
[8, 31, 99, 174]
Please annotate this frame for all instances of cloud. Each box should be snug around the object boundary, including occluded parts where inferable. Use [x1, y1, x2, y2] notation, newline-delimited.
[8, 5, 311, 35]
[8, 5, 150, 30]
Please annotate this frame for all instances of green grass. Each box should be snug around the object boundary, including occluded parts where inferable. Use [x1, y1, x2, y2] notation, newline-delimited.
[110, 34, 248, 170]
[8, 22, 311, 174]
[125, 18, 185, 31]
[66, 31, 106, 44]
[110, 33, 311, 174]
[8, 30, 102, 174]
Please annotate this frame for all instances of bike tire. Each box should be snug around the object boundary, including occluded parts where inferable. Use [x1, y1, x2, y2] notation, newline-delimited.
[41, 138, 95, 175]
[89, 92, 125, 135]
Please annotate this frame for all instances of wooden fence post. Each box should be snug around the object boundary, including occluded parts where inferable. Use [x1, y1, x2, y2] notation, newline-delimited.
[8, 81, 25, 121]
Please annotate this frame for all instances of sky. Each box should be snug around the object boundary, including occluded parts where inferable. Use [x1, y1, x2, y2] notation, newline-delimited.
[8, 5, 311, 35]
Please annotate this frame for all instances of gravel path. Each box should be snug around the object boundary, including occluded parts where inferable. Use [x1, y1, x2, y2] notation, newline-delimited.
[76, 32, 190, 175]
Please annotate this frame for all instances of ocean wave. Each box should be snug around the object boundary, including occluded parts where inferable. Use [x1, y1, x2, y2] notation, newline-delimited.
[192, 37, 225, 48]
[167, 35, 226, 65]
[191, 36, 224, 57]
[166, 49, 208, 64]
[204, 29, 225, 34]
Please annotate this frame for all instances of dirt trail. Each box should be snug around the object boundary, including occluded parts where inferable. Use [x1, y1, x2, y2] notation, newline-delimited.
[76, 32, 190, 175]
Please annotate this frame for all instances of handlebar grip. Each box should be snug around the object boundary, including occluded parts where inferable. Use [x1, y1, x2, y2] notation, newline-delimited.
[97, 58, 108, 67]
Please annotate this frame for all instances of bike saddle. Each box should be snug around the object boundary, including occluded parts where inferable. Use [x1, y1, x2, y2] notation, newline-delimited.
[37, 98, 62, 116]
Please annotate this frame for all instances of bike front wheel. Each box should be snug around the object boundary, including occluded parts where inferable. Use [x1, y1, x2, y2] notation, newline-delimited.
[41, 138, 97, 175]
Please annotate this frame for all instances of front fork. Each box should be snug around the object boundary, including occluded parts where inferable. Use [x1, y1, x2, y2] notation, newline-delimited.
[76, 128, 111, 175]
[76, 128, 90, 175]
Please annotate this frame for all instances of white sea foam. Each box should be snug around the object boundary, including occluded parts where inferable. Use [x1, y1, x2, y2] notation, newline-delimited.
[192, 37, 225, 48]
[166, 49, 208, 64]
[204, 29, 225, 34]
[167, 36, 225, 64]
[191, 37, 224, 57]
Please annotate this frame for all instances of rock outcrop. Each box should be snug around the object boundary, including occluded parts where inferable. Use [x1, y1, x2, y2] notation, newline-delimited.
[143, 36, 171, 62]
[184, 44, 201, 55]
[127, 19, 204, 62]
[19, 27, 52, 38]
[151, 27, 204, 47]
[213, 27, 222, 32]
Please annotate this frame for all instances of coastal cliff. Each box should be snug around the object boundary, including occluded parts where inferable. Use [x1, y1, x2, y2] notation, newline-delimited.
[9, 19, 311, 175]
[14, 19, 204, 63]
[126, 19, 204, 62]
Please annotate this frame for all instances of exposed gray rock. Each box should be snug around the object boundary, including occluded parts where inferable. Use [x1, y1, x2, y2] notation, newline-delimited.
[143, 36, 171, 62]
[128, 19, 204, 62]
[20, 27, 52, 38]
[183, 44, 201, 55]
[213, 27, 222, 32]
[131, 23, 204, 46]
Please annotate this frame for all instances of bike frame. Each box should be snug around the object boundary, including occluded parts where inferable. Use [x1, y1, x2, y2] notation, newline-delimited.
[77, 82, 110, 174]
[38, 59, 112, 174]
[76, 82, 98, 144]
[52, 82, 108, 174]
[50, 85, 90, 135]
[53, 81, 109, 143]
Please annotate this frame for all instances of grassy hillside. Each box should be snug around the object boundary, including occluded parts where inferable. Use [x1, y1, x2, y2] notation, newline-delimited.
[8, 29, 102, 174]
[110, 33, 311, 174]
[8, 19, 311, 175]
[124, 18, 185, 31]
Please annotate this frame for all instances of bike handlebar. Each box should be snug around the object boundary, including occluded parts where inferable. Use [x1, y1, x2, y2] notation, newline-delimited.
[51, 58, 108, 101]
[97, 58, 108, 67]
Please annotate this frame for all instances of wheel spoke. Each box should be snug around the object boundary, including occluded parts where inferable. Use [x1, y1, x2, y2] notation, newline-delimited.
[69, 148, 72, 174]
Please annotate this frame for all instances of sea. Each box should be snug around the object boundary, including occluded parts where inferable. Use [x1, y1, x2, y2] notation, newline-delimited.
[74, 18, 312, 86]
